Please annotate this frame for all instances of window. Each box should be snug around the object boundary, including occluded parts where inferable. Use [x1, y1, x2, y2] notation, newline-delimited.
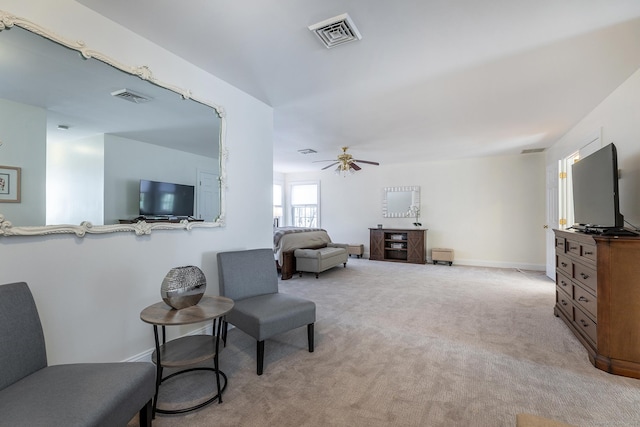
[290, 182, 319, 227]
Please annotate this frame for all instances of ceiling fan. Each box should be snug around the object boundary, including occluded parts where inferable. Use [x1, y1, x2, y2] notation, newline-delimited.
[314, 147, 379, 174]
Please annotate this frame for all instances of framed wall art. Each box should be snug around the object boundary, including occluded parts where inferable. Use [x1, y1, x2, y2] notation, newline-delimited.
[0, 165, 21, 203]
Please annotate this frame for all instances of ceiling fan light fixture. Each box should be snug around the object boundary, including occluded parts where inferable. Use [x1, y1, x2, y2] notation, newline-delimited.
[318, 146, 378, 175]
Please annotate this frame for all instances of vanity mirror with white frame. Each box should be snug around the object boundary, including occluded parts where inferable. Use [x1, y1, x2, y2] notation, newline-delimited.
[382, 186, 420, 218]
[0, 10, 226, 237]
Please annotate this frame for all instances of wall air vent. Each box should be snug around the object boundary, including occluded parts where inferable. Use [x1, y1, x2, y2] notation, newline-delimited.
[110, 88, 151, 104]
[521, 148, 545, 154]
[308, 13, 362, 49]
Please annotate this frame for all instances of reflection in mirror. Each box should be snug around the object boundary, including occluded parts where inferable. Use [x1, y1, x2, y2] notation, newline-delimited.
[382, 186, 420, 218]
[0, 11, 225, 236]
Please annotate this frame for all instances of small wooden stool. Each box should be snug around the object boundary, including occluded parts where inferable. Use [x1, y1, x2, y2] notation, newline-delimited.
[432, 248, 454, 266]
[347, 244, 364, 258]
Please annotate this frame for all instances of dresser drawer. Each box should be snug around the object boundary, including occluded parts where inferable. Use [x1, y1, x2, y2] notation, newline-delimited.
[567, 240, 581, 257]
[574, 284, 596, 320]
[566, 236, 597, 261]
[557, 271, 573, 296]
[574, 305, 597, 345]
[556, 254, 572, 276]
[581, 243, 597, 262]
[556, 290, 574, 319]
[574, 262, 597, 293]
[555, 236, 566, 252]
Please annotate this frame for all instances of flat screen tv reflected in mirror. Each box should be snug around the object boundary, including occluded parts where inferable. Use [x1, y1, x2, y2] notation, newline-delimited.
[139, 179, 195, 218]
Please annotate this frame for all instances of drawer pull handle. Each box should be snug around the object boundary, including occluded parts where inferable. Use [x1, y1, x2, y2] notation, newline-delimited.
[561, 300, 568, 306]
[580, 273, 589, 279]
[570, 246, 578, 250]
[580, 319, 589, 328]
[578, 296, 589, 302]
[584, 251, 593, 255]
[561, 281, 568, 287]
[561, 262, 568, 267]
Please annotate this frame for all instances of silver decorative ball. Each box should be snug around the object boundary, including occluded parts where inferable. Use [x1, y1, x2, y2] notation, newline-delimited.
[161, 266, 206, 310]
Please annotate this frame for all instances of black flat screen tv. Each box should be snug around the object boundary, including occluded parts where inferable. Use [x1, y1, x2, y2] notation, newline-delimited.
[139, 179, 195, 217]
[571, 143, 624, 231]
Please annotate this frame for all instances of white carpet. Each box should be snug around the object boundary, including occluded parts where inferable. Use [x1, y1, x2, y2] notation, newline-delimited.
[132, 259, 640, 427]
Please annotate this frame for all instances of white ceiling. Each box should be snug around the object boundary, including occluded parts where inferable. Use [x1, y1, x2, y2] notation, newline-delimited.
[76, 0, 640, 173]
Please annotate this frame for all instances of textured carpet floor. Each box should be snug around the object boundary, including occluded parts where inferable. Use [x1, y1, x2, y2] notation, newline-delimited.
[130, 259, 640, 426]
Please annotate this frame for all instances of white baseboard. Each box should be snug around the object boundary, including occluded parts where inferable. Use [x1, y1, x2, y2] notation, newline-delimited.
[435, 258, 545, 271]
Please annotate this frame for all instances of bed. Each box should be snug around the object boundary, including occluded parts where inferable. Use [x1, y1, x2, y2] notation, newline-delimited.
[274, 227, 332, 279]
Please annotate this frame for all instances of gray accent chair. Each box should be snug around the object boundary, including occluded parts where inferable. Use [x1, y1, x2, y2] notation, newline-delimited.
[217, 248, 316, 375]
[0, 282, 156, 427]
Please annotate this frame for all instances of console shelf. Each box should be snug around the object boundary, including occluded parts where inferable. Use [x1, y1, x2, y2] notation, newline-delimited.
[369, 228, 426, 264]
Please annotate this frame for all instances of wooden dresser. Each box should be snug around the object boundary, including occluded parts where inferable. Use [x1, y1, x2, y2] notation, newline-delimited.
[554, 229, 640, 379]
[369, 228, 426, 264]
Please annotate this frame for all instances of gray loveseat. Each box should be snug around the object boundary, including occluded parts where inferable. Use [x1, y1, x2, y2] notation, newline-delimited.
[0, 282, 156, 427]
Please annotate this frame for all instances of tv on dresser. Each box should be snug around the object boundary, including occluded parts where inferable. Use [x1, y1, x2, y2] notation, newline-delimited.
[570, 143, 635, 235]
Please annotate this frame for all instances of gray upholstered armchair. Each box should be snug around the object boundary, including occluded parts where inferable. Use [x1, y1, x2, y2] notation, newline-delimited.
[0, 282, 156, 427]
[217, 248, 316, 375]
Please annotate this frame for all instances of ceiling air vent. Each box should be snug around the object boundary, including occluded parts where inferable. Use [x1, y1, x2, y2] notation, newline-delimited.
[308, 13, 362, 49]
[110, 88, 151, 104]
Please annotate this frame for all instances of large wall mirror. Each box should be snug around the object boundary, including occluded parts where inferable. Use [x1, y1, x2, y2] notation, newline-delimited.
[382, 186, 420, 218]
[0, 11, 226, 237]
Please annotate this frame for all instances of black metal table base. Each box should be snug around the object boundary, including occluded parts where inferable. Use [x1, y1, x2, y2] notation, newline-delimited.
[155, 367, 228, 415]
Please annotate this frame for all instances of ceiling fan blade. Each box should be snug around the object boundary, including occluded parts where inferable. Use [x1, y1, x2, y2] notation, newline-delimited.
[321, 162, 339, 170]
[354, 159, 380, 166]
[349, 162, 361, 171]
[312, 159, 338, 163]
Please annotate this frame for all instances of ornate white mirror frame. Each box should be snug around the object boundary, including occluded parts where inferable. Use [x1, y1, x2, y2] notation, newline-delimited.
[0, 10, 227, 237]
[382, 186, 420, 218]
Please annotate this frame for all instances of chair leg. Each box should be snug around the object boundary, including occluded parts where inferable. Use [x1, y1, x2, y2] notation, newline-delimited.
[308, 323, 314, 352]
[257, 340, 265, 375]
[139, 399, 152, 427]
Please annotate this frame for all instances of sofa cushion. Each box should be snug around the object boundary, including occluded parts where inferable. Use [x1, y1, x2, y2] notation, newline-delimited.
[295, 247, 346, 259]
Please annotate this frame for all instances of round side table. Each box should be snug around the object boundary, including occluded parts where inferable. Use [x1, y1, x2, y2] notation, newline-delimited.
[140, 296, 234, 417]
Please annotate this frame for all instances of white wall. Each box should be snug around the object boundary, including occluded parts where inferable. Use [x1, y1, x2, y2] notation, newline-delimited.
[547, 67, 640, 228]
[0, 98, 46, 226]
[0, 0, 273, 364]
[285, 152, 547, 270]
[47, 134, 105, 226]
